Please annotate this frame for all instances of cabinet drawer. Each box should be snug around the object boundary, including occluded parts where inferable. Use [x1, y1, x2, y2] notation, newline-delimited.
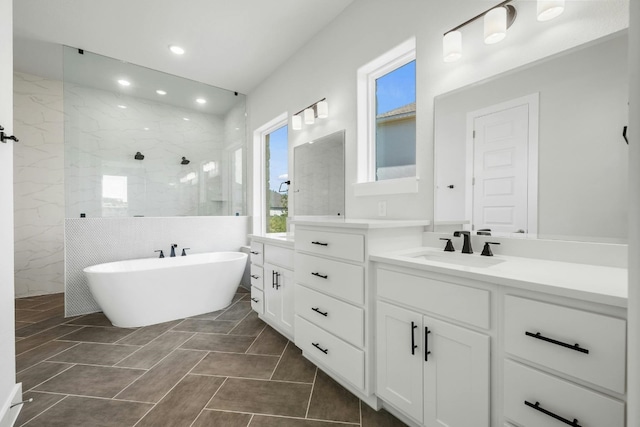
[295, 315, 364, 390]
[295, 285, 364, 347]
[296, 229, 364, 263]
[377, 268, 490, 329]
[264, 245, 294, 270]
[295, 253, 364, 305]
[250, 265, 263, 290]
[504, 360, 624, 427]
[504, 296, 626, 394]
[251, 286, 264, 315]
[250, 241, 264, 265]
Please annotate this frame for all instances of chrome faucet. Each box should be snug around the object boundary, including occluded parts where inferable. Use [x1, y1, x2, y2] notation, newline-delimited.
[453, 231, 473, 254]
[170, 244, 178, 257]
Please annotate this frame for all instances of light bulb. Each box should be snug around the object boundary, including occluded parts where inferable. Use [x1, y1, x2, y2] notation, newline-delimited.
[484, 7, 507, 45]
[443, 31, 462, 62]
[316, 101, 329, 119]
[292, 115, 302, 130]
[304, 108, 315, 125]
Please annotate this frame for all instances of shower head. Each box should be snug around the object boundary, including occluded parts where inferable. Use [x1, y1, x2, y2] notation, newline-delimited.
[134, 152, 144, 160]
[181, 157, 190, 165]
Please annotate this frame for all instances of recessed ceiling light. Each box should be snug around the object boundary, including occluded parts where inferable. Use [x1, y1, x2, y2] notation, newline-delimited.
[143, 127, 149, 131]
[117, 79, 131, 86]
[183, 117, 190, 121]
[196, 98, 207, 104]
[156, 90, 167, 95]
[117, 105, 127, 109]
[235, 127, 240, 131]
[169, 45, 185, 55]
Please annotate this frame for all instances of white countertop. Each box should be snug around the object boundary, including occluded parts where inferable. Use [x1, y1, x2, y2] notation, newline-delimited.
[371, 247, 628, 308]
[249, 233, 295, 247]
[291, 218, 431, 229]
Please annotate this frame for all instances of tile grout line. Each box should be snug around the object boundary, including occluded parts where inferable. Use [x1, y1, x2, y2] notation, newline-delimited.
[21, 363, 77, 393]
[16, 342, 82, 375]
[20, 394, 70, 426]
[14, 325, 88, 356]
[268, 340, 289, 381]
[187, 376, 228, 427]
[304, 367, 319, 419]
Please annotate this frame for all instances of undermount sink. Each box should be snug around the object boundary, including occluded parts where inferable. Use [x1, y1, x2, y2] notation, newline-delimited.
[406, 251, 506, 268]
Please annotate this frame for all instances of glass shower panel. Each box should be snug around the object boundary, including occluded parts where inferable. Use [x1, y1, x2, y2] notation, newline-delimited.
[63, 46, 246, 218]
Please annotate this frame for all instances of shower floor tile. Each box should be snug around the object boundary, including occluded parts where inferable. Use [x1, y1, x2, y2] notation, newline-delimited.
[14, 290, 409, 427]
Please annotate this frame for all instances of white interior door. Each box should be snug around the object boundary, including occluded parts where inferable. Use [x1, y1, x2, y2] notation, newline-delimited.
[472, 104, 530, 233]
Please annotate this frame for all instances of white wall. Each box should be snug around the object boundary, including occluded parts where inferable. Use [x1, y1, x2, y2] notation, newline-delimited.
[627, 0, 639, 424]
[246, 0, 628, 222]
[13, 72, 65, 297]
[0, 0, 18, 422]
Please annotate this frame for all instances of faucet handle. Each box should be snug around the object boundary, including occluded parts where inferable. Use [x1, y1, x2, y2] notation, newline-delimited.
[439, 238, 455, 252]
[171, 243, 178, 248]
[181, 248, 190, 256]
[154, 250, 165, 258]
[481, 242, 500, 257]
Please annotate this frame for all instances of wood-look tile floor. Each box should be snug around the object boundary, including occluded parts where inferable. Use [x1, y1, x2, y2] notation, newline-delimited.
[14, 291, 407, 427]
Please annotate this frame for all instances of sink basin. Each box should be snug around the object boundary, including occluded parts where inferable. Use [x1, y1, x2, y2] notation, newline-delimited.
[406, 251, 506, 268]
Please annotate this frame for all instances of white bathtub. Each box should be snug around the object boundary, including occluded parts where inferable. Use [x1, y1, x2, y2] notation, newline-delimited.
[84, 252, 248, 328]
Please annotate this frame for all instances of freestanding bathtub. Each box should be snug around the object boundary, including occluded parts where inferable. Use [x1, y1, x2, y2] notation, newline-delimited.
[84, 252, 248, 328]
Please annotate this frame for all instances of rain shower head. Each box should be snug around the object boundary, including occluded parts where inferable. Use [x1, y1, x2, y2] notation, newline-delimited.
[181, 156, 190, 165]
[134, 152, 144, 160]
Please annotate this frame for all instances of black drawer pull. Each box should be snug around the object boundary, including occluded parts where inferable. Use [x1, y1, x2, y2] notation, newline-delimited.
[312, 342, 328, 354]
[525, 331, 589, 354]
[312, 307, 328, 317]
[425, 327, 431, 361]
[311, 272, 328, 279]
[250, 251, 260, 255]
[250, 274, 260, 279]
[411, 321, 418, 355]
[524, 401, 582, 427]
[251, 297, 259, 303]
[311, 241, 328, 246]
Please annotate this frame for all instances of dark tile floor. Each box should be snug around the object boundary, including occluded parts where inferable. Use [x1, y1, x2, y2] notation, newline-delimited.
[14, 290, 407, 427]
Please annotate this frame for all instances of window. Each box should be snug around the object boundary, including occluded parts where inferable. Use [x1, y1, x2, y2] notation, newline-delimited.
[357, 38, 417, 192]
[265, 125, 288, 233]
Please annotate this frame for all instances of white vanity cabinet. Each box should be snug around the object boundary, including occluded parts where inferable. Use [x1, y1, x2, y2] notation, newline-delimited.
[376, 267, 491, 427]
[292, 220, 427, 405]
[249, 236, 295, 340]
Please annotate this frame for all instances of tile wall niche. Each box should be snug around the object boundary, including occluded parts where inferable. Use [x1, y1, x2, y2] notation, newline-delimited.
[65, 216, 250, 317]
[13, 71, 65, 297]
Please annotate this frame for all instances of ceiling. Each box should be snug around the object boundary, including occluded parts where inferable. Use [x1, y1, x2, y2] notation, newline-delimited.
[13, 0, 355, 95]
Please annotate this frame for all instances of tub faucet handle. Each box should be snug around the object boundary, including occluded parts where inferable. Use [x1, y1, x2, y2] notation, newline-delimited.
[154, 250, 165, 258]
[181, 248, 190, 256]
[170, 244, 178, 257]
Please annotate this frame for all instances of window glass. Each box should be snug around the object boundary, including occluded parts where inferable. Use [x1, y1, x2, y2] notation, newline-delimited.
[375, 60, 416, 181]
[265, 125, 288, 233]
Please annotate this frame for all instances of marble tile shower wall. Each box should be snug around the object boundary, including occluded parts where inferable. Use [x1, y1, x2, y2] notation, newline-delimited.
[13, 72, 65, 297]
[64, 83, 232, 218]
[65, 216, 250, 317]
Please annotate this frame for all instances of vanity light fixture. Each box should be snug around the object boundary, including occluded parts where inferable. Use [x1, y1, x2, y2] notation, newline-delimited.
[484, 6, 509, 44]
[156, 89, 167, 95]
[291, 98, 329, 131]
[537, 0, 565, 21]
[169, 45, 185, 55]
[443, 30, 462, 63]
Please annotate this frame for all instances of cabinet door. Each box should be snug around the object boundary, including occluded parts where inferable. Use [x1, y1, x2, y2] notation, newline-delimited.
[279, 267, 295, 336]
[423, 315, 490, 427]
[263, 263, 281, 326]
[376, 301, 424, 423]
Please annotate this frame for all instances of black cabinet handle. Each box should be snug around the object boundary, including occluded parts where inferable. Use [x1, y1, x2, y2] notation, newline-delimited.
[312, 307, 328, 317]
[250, 274, 260, 279]
[425, 327, 432, 361]
[411, 321, 418, 355]
[311, 241, 328, 246]
[525, 331, 589, 354]
[312, 342, 328, 354]
[251, 297, 259, 303]
[311, 272, 328, 279]
[274, 271, 280, 289]
[271, 271, 276, 289]
[524, 401, 582, 427]
[250, 251, 260, 255]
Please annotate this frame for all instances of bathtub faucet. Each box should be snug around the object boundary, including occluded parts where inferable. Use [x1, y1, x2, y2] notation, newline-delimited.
[154, 250, 165, 258]
[170, 244, 178, 257]
[181, 248, 190, 256]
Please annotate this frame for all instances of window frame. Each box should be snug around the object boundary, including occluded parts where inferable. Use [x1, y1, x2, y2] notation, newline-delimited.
[356, 37, 418, 196]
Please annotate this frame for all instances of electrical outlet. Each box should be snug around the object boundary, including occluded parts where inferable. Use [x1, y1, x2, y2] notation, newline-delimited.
[378, 201, 387, 217]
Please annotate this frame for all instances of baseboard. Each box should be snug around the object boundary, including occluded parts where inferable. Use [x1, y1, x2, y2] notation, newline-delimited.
[0, 383, 23, 427]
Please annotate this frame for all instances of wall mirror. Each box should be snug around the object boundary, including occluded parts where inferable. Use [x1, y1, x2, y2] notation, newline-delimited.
[434, 32, 628, 243]
[293, 130, 345, 217]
